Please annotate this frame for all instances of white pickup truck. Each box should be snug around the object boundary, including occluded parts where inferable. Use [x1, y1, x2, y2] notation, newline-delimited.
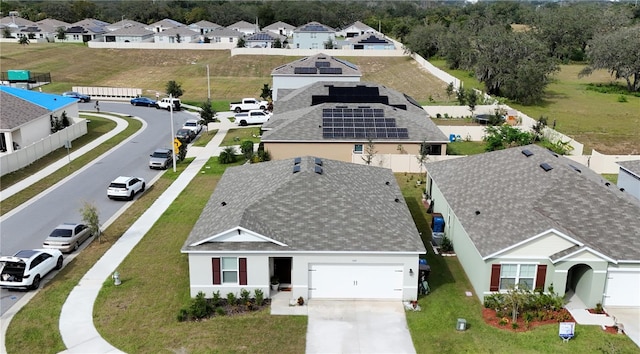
[235, 110, 271, 126]
[156, 97, 181, 111]
[229, 98, 268, 113]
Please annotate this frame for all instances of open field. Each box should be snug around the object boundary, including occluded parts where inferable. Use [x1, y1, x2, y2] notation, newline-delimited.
[1, 43, 637, 153]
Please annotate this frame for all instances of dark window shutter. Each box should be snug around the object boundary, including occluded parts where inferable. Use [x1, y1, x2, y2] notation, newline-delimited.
[212, 258, 221, 285]
[535, 264, 547, 291]
[239, 258, 247, 285]
[490, 264, 501, 291]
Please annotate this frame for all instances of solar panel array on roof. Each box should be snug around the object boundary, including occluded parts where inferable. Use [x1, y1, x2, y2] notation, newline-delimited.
[248, 32, 274, 40]
[359, 36, 388, 44]
[294, 67, 317, 74]
[321, 108, 409, 139]
[302, 24, 328, 31]
[319, 67, 342, 74]
[315, 61, 330, 68]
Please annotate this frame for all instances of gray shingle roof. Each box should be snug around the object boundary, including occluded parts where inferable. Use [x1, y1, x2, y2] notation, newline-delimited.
[426, 144, 640, 261]
[261, 81, 447, 143]
[0, 91, 49, 130]
[182, 157, 425, 254]
[107, 26, 154, 37]
[263, 21, 295, 31]
[618, 160, 640, 177]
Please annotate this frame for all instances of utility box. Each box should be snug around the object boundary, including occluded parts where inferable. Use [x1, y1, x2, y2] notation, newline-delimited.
[457, 318, 467, 331]
[7, 70, 30, 81]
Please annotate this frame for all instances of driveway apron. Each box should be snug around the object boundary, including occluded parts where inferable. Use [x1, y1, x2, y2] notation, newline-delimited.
[306, 300, 416, 354]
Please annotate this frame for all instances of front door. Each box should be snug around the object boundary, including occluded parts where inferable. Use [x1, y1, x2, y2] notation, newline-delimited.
[273, 258, 292, 284]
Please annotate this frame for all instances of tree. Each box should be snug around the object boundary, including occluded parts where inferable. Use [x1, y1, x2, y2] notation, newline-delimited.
[56, 26, 66, 41]
[273, 38, 282, 48]
[61, 111, 70, 127]
[323, 38, 334, 50]
[218, 146, 237, 164]
[80, 201, 101, 242]
[240, 140, 254, 161]
[361, 137, 377, 165]
[580, 26, 640, 92]
[2, 27, 12, 38]
[445, 82, 454, 101]
[260, 84, 272, 101]
[236, 37, 246, 48]
[165, 80, 183, 98]
[456, 86, 466, 106]
[467, 89, 478, 116]
[199, 99, 216, 125]
[202, 36, 210, 43]
[483, 125, 535, 152]
[18, 36, 30, 45]
[503, 285, 528, 323]
[531, 116, 548, 142]
[417, 139, 430, 180]
[175, 33, 181, 43]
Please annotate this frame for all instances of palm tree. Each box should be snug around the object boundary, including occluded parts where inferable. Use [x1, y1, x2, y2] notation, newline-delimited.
[18, 36, 30, 45]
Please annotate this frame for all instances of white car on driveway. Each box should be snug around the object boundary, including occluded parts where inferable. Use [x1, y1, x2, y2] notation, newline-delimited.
[0, 249, 64, 290]
[107, 176, 146, 201]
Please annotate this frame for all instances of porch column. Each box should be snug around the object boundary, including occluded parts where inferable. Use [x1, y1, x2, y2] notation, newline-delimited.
[4, 132, 15, 153]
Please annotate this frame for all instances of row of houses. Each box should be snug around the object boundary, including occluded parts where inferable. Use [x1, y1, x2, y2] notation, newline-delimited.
[1, 14, 396, 50]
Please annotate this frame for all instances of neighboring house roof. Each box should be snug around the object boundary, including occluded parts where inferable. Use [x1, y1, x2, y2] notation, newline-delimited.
[0, 86, 76, 130]
[148, 18, 185, 29]
[349, 33, 394, 46]
[106, 19, 146, 31]
[426, 144, 640, 262]
[271, 53, 361, 77]
[342, 21, 376, 33]
[228, 20, 258, 31]
[155, 26, 198, 37]
[294, 21, 335, 33]
[0, 16, 36, 28]
[262, 81, 446, 143]
[107, 26, 154, 37]
[36, 18, 70, 29]
[207, 27, 243, 38]
[618, 160, 640, 178]
[70, 18, 109, 34]
[245, 31, 285, 43]
[189, 20, 221, 29]
[182, 156, 425, 254]
[263, 21, 295, 31]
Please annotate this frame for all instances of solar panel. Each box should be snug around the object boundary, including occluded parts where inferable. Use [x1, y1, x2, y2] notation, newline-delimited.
[294, 67, 317, 74]
[321, 107, 409, 140]
[315, 157, 323, 166]
[302, 24, 328, 32]
[293, 165, 301, 173]
[315, 61, 330, 68]
[294, 157, 301, 165]
[319, 67, 342, 74]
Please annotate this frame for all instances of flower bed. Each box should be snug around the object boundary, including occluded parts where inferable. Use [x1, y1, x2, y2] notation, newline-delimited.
[482, 308, 574, 332]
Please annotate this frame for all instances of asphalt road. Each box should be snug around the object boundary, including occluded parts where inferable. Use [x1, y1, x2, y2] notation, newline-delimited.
[0, 101, 196, 315]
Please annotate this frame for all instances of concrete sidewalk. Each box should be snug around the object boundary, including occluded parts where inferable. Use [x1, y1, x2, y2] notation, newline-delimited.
[58, 116, 235, 353]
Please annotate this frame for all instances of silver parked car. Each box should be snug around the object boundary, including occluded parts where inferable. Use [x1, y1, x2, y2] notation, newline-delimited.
[42, 223, 93, 253]
[149, 148, 173, 170]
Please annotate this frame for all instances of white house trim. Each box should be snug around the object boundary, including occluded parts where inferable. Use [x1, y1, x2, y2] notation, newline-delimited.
[190, 226, 288, 247]
[483, 228, 583, 260]
[552, 246, 616, 264]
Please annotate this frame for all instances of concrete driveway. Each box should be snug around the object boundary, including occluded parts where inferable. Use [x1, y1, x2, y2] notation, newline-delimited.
[306, 300, 416, 354]
[606, 307, 640, 348]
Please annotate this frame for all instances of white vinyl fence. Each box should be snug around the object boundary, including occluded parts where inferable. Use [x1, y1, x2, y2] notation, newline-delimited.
[0, 120, 88, 176]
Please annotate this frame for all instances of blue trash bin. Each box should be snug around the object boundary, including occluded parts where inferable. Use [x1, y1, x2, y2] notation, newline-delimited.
[449, 134, 456, 142]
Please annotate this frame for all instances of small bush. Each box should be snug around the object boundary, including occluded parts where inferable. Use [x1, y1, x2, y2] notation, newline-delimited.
[511, 322, 519, 330]
[211, 290, 221, 307]
[436, 113, 442, 118]
[177, 308, 189, 322]
[617, 95, 627, 103]
[499, 317, 509, 326]
[240, 288, 251, 304]
[218, 146, 238, 164]
[190, 291, 212, 319]
[226, 292, 237, 306]
[297, 296, 305, 306]
[440, 236, 454, 253]
[215, 307, 226, 316]
[240, 140, 254, 160]
[254, 289, 264, 306]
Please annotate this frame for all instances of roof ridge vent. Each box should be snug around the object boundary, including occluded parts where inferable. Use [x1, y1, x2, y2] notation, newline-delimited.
[521, 149, 534, 157]
[540, 163, 553, 172]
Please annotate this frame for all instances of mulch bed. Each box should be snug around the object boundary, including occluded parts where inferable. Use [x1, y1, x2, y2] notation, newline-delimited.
[482, 308, 621, 335]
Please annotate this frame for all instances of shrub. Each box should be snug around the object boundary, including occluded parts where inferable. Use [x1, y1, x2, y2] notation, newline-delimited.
[177, 308, 189, 322]
[240, 288, 251, 304]
[436, 113, 442, 118]
[499, 317, 509, 326]
[440, 236, 454, 253]
[297, 296, 305, 306]
[215, 307, 226, 316]
[240, 140, 254, 160]
[254, 289, 264, 306]
[189, 291, 212, 319]
[218, 146, 237, 164]
[226, 292, 237, 306]
[211, 290, 221, 307]
[617, 95, 627, 103]
[511, 322, 519, 330]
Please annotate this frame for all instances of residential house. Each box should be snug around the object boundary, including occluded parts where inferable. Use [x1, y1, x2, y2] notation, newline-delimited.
[617, 160, 640, 201]
[261, 81, 449, 162]
[227, 20, 258, 36]
[425, 144, 640, 309]
[0, 15, 36, 38]
[67, 18, 109, 42]
[0, 86, 79, 153]
[206, 27, 243, 46]
[34, 18, 70, 42]
[244, 31, 286, 48]
[188, 20, 221, 36]
[337, 20, 377, 38]
[270, 53, 362, 101]
[292, 21, 335, 49]
[153, 26, 198, 44]
[146, 18, 185, 33]
[263, 21, 295, 37]
[105, 19, 146, 32]
[103, 26, 154, 43]
[342, 33, 396, 50]
[181, 156, 426, 301]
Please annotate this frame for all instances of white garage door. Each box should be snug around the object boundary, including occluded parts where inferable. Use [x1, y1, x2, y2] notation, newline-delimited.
[604, 270, 640, 307]
[309, 264, 403, 300]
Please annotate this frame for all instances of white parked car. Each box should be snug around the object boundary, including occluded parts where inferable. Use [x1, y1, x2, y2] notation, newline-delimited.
[42, 223, 94, 253]
[235, 110, 272, 126]
[182, 119, 203, 134]
[107, 176, 146, 201]
[0, 249, 64, 290]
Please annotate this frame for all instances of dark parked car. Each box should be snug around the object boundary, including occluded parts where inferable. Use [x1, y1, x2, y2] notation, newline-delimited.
[62, 91, 91, 102]
[130, 97, 158, 107]
[176, 129, 196, 143]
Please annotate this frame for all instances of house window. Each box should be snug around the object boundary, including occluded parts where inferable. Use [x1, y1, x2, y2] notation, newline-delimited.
[311, 33, 317, 39]
[499, 264, 536, 290]
[228, 37, 233, 43]
[222, 257, 237, 283]
[354, 144, 363, 154]
[72, 35, 80, 40]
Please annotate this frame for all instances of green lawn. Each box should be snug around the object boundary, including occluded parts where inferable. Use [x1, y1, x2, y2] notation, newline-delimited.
[446, 141, 487, 155]
[219, 127, 261, 146]
[191, 129, 218, 147]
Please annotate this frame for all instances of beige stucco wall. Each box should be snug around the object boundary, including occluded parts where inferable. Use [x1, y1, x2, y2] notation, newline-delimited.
[265, 141, 423, 162]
